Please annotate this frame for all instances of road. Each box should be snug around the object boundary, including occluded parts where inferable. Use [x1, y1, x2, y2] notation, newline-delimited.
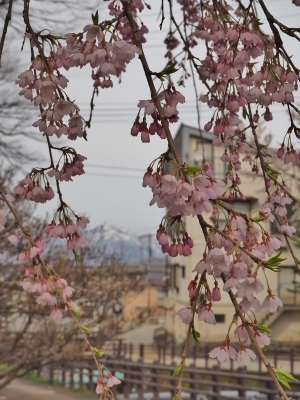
[0, 378, 95, 400]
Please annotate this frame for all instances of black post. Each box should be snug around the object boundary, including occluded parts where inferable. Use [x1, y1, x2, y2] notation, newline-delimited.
[69, 367, 74, 389]
[79, 368, 83, 390]
[129, 343, 133, 361]
[237, 367, 246, 399]
[124, 362, 131, 398]
[212, 365, 220, 399]
[290, 346, 294, 375]
[88, 368, 94, 392]
[139, 344, 144, 361]
[61, 365, 66, 388]
[189, 363, 197, 400]
[152, 361, 159, 400]
[266, 379, 276, 400]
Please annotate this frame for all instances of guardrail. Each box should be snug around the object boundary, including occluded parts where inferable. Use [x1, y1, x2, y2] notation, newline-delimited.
[94, 340, 300, 375]
[44, 359, 300, 400]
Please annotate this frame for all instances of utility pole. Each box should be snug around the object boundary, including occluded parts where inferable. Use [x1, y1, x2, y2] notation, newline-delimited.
[138, 233, 153, 312]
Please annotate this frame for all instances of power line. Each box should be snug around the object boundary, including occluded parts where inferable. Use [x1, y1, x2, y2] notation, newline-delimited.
[86, 171, 141, 179]
[86, 163, 145, 172]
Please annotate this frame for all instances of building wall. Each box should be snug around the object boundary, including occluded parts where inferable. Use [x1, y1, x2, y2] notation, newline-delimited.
[165, 124, 300, 343]
[123, 286, 166, 321]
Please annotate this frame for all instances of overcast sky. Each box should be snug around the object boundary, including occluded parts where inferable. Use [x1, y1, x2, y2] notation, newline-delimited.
[5, 0, 300, 235]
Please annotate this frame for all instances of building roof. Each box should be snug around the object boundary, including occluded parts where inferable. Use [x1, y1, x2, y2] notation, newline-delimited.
[173, 123, 214, 164]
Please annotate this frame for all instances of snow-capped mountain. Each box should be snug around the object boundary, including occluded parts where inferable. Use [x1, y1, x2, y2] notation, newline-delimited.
[85, 222, 164, 264]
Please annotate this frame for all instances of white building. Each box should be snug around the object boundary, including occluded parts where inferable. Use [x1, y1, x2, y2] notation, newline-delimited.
[165, 123, 300, 343]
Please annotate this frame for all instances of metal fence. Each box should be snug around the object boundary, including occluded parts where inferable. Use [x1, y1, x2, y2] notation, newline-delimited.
[96, 340, 300, 375]
[45, 358, 300, 400]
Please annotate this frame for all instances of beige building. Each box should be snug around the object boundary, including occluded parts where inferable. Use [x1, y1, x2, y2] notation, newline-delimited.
[122, 263, 169, 322]
[165, 123, 300, 343]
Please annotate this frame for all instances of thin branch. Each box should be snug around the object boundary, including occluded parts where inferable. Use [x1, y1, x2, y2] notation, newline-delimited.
[247, 104, 300, 273]
[159, 0, 165, 31]
[122, 1, 183, 167]
[0, 0, 13, 66]
[257, 0, 300, 75]
[196, 215, 289, 400]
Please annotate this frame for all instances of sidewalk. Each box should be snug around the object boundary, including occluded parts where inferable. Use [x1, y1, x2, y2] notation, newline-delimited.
[0, 378, 95, 400]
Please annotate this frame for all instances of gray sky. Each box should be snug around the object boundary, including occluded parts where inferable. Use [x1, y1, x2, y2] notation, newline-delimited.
[7, 0, 300, 235]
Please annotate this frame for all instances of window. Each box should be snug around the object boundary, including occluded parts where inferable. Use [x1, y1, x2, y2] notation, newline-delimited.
[157, 289, 166, 300]
[217, 200, 252, 230]
[215, 314, 225, 323]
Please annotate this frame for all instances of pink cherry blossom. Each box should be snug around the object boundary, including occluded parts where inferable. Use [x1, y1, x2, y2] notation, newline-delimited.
[261, 293, 283, 313]
[8, 234, 20, 246]
[107, 375, 121, 387]
[208, 342, 237, 363]
[176, 307, 193, 324]
[198, 303, 216, 325]
[237, 347, 256, 366]
[96, 378, 104, 395]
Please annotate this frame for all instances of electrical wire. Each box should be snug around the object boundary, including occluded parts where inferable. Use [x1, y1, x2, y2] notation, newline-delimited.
[86, 171, 141, 179]
[85, 163, 145, 172]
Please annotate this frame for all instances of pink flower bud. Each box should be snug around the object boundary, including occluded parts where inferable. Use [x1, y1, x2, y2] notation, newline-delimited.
[277, 146, 285, 159]
[253, 112, 260, 123]
[211, 286, 221, 301]
[204, 120, 213, 131]
[131, 122, 140, 136]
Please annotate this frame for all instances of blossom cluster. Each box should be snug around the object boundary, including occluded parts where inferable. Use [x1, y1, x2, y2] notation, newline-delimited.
[132, 87, 185, 143]
[156, 223, 194, 257]
[44, 212, 89, 251]
[14, 173, 55, 203]
[143, 169, 226, 217]
[108, 0, 149, 45]
[21, 268, 76, 319]
[47, 152, 86, 182]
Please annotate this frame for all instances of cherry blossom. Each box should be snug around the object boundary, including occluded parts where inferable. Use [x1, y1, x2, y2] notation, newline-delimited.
[208, 342, 237, 363]
[176, 307, 193, 324]
[261, 293, 283, 313]
[107, 375, 121, 387]
[237, 347, 256, 366]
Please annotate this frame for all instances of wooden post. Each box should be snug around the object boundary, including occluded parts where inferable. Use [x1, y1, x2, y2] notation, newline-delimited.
[290, 346, 294, 375]
[129, 343, 133, 361]
[237, 367, 246, 399]
[212, 365, 220, 399]
[68, 367, 73, 389]
[189, 363, 197, 400]
[79, 367, 83, 390]
[273, 345, 278, 368]
[137, 365, 143, 400]
[61, 365, 66, 387]
[124, 362, 131, 398]
[266, 379, 276, 400]
[139, 344, 144, 361]
[163, 345, 166, 364]
[88, 368, 94, 392]
[205, 345, 209, 369]
[152, 361, 159, 400]
[158, 345, 161, 363]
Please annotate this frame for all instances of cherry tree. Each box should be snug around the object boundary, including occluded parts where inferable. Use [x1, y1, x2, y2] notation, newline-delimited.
[0, 0, 300, 399]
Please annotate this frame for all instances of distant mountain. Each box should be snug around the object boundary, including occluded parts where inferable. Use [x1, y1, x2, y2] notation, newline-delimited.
[85, 222, 164, 264]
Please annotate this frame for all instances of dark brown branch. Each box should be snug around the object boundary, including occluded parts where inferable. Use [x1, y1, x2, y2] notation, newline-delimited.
[122, 1, 183, 167]
[0, 0, 13, 66]
[257, 0, 300, 75]
[196, 214, 289, 400]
